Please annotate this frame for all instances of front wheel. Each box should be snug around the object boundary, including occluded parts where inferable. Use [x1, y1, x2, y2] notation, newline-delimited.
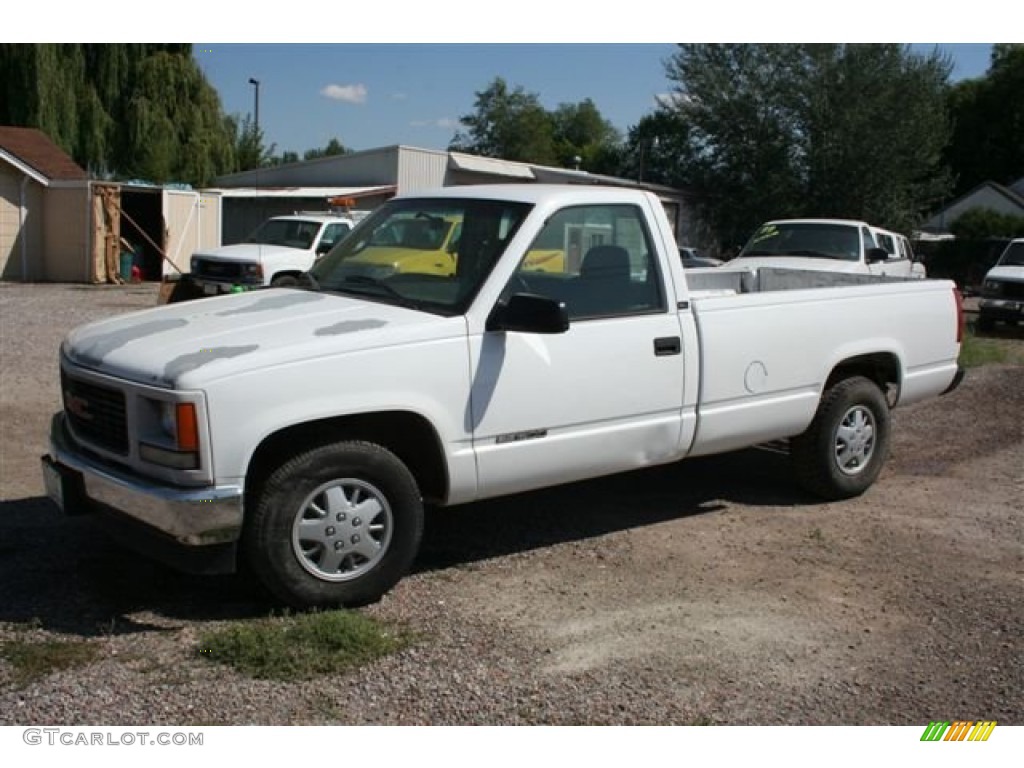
[790, 376, 891, 500]
[244, 441, 424, 608]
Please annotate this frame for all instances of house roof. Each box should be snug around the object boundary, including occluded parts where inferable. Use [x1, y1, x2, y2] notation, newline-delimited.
[921, 179, 1024, 234]
[949, 180, 1024, 213]
[0, 126, 87, 182]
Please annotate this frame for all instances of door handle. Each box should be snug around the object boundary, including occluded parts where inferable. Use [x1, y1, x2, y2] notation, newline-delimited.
[653, 336, 681, 356]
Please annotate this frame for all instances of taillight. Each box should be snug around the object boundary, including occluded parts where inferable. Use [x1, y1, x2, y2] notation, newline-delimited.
[953, 287, 964, 343]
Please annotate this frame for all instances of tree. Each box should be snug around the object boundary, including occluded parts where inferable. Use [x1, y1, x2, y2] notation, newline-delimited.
[226, 113, 273, 172]
[550, 98, 620, 170]
[949, 208, 1024, 240]
[303, 137, 350, 161]
[617, 107, 695, 187]
[662, 44, 954, 247]
[0, 44, 235, 185]
[946, 44, 1024, 196]
[450, 77, 558, 165]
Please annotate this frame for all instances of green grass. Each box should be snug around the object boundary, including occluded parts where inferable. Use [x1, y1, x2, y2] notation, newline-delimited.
[1, 638, 100, 685]
[959, 329, 1024, 367]
[196, 610, 411, 681]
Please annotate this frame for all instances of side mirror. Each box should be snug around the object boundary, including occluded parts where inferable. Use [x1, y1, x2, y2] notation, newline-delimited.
[316, 242, 333, 255]
[487, 293, 569, 334]
[866, 247, 889, 264]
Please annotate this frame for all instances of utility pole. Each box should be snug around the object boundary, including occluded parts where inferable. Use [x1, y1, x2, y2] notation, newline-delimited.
[248, 77, 261, 138]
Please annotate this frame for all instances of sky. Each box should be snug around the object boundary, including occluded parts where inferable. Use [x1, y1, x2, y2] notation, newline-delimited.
[10, 1, 1005, 158]
[193, 42, 996, 158]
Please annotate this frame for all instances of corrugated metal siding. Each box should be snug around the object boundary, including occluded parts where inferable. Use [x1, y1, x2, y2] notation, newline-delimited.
[214, 147, 405, 188]
[42, 185, 90, 282]
[395, 147, 448, 192]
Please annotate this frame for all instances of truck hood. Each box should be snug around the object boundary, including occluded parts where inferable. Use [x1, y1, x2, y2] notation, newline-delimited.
[62, 289, 461, 390]
[723, 256, 864, 274]
[985, 265, 1024, 283]
[194, 243, 303, 263]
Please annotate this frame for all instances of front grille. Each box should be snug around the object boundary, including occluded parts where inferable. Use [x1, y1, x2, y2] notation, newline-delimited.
[1002, 281, 1024, 300]
[194, 258, 243, 280]
[61, 371, 128, 455]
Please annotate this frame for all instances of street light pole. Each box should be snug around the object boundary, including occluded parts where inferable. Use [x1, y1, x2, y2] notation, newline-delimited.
[248, 77, 260, 138]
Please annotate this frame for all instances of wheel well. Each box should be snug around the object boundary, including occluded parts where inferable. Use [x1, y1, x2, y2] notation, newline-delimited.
[245, 412, 449, 505]
[825, 353, 900, 402]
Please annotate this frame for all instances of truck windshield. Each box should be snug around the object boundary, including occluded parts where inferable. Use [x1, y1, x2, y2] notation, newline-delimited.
[997, 241, 1024, 267]
[311, 198, 532, 315]
[245, 219, 320, 249]
[739, 222, 861, 262]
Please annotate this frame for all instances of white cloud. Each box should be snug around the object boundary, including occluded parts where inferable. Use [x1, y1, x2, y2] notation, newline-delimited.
[320, 84, 368, 104]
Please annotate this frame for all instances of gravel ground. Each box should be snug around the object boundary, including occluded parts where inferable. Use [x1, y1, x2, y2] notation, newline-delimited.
[0, 282, 1021, 725]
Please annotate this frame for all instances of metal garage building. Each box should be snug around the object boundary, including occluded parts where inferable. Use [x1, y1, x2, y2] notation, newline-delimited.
[212, 145, 702, 248]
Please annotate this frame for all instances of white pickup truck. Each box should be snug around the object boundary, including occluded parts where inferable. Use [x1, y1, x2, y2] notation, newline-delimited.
[42, 185, 965, 608]
[189, 213, 357, 293]
[729, 218, 924, 278]
[977, 238, 1024, 331]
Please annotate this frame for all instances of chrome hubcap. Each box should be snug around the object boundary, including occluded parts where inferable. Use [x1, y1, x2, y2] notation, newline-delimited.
[291, 479, 392, 581]
[834, 405, 876, 476]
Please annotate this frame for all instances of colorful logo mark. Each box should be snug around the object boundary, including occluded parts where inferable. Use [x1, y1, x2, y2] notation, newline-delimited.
[920, 721, 997, 742]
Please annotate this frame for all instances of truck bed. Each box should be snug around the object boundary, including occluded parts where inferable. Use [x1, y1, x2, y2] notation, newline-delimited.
[685, 266, 919, 298]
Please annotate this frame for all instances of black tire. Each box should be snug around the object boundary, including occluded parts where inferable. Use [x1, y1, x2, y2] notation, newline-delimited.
[271, 274, 300, 287]
[976, 313, 995, 333]
[244, 441, 423, 608]
[166, 276, 206, 304]
[790, 376, 891, 500]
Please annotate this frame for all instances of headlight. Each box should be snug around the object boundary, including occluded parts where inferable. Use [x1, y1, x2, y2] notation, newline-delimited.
[140, 398, 200, 470]
[241, 263, 263, 279]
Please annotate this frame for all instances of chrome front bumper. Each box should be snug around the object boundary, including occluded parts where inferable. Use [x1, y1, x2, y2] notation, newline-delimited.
[44, 413, 244, 572]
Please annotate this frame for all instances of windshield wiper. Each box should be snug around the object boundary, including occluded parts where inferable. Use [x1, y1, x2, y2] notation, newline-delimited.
[334, 275, 419, 308]
[786, 250, 849, 260]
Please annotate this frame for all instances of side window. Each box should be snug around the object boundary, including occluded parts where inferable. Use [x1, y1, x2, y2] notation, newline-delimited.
[898, 236, 913, 260]
[508, 204, 665, 320]
[320, 222, 350, 251]
[862, 227, 878, 251]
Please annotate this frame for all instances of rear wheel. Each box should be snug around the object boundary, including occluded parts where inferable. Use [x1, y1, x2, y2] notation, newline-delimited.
[244, 441, 423, 608]
[790, 376, 891, 500]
